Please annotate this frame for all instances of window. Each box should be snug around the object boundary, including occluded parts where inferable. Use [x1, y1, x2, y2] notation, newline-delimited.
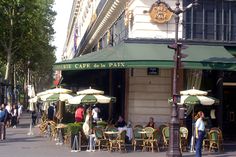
[111, 12, 127, 46]
[183, 0, 236, 42]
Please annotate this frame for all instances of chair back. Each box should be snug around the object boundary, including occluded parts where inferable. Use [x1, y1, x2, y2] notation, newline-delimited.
[152, 129, 159, 140]
[144, 127, 155, 138]
[159, 124, 168, 132]
[209, 130, 219, 141]
[134, 124, 143, 129]
[210, 127, 223, 140]
[94, 127, 104, 139]
[180, 127, 188, 139]
[133, 127, 143, 139]
[162, 126, 169, 143]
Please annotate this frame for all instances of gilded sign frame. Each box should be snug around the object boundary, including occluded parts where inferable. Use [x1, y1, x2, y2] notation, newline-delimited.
[149, 1, 173, 24]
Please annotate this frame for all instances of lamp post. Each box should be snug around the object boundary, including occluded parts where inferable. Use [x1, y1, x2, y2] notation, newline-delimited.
[166, 0, 198, 157]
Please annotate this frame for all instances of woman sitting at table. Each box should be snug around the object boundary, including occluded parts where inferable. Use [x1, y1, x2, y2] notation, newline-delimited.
[146, 117, 155, 128]
[115, 115, 127, 128]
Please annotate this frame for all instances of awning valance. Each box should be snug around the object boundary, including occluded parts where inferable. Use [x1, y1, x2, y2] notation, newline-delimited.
[54, 42, 236, 71]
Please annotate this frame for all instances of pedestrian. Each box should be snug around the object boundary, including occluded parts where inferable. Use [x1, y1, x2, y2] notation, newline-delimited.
[0, 104, 8, 140]
[195, 111, 205, 157]
[11, 104, 18, 128]
[31, 111, 37, 126]
[47, 103, 55, 121]
[17, 102, 23, 124]
[5, 104, 12, 127]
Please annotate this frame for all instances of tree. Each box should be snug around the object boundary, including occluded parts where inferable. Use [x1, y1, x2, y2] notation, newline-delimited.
[0, 0, 57, 102]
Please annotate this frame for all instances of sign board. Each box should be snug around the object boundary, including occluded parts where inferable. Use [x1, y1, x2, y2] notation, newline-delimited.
[149, 2, 173, 24]
[147, 68, 159, 75]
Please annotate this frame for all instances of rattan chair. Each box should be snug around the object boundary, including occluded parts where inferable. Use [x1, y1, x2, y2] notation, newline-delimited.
[162, 126, 169, 150]
[180, 127, 188, 152]
[143, 129, 160, 152]
[94, 127, 109, 151]
[109, 130, 127, 152]
[132, 127, 144, 151]
[209, 129, 223, 152]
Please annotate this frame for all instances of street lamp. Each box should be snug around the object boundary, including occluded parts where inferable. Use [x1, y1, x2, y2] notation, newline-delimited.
[165, 0, 198, 157]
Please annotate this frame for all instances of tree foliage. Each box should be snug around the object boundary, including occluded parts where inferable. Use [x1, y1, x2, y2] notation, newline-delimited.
[0, 0, 56, 93]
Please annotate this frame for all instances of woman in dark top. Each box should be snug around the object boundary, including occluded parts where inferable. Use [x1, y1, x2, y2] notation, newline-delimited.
[115, 115, 127, 128]
[146, 117, 155, 128]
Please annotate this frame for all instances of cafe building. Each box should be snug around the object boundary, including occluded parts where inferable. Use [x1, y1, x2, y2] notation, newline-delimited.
[54, 0, 236, 140]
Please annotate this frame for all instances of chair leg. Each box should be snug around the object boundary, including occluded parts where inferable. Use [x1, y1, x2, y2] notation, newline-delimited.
[98, 141, 100, 151]
[156, 142, 160, 152]
[151, 142, 154, 152]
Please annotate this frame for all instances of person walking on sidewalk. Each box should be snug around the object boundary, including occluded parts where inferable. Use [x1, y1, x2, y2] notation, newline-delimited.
[11, 104, 18, 128]
[0, 104, 8, 140]
[17, 102, 23, 124]
[31, 111, 37, 126]
[195, 111, 205, 157]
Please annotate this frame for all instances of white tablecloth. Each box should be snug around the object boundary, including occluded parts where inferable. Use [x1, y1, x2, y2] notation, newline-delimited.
[118, 127, 133, 140]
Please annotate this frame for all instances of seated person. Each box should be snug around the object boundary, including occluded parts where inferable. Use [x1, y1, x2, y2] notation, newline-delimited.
[146, 117, 155, 128]
[115, 115, 127, 128]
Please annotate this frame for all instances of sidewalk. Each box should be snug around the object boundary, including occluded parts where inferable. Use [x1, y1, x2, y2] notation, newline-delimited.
[0, 112, 235, 157]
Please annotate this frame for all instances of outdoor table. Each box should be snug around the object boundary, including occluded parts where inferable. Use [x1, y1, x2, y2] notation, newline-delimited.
[118, 127, 133, 141]
[104, 131, 119, 140]
[104, 131, 119, 135]
[138, 131, 148, 139]
[138, 131, 146, 134]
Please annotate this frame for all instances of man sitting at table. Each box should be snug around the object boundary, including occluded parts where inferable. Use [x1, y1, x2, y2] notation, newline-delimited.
[115, 115, 127, 128]
[146, 117, 155, 128]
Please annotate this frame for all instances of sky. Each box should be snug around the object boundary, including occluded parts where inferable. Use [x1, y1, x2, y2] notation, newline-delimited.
[52, 0, 73, 62]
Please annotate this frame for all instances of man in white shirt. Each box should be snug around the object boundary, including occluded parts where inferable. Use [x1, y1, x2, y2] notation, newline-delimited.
[17, 102, 23, 124]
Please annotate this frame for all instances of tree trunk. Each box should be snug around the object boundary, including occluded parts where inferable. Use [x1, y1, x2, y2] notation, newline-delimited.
[4, 50, 12, 80]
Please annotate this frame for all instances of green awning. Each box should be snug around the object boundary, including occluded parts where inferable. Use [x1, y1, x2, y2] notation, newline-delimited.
[54, 42, 236, 71]
[225, 46, 236, 55]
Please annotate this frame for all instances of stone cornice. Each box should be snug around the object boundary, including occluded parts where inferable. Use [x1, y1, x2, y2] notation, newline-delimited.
[62, 0, 81, 57]
[77, 0, 126, 56]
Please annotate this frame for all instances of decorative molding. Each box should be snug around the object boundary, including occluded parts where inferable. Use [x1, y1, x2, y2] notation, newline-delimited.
[144, 1, 173, 24]
[80, 0, 126, 55]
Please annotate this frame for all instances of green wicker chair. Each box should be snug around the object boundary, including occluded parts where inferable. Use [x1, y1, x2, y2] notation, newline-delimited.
[94, 127, 109, 151]
[109, 130, 127, 152]
[162, 126, 169, 150]
[132, 127, 144, 151]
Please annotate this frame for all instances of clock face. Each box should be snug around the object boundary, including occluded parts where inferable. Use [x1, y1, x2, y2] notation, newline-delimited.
[149, 2, 173, 24]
